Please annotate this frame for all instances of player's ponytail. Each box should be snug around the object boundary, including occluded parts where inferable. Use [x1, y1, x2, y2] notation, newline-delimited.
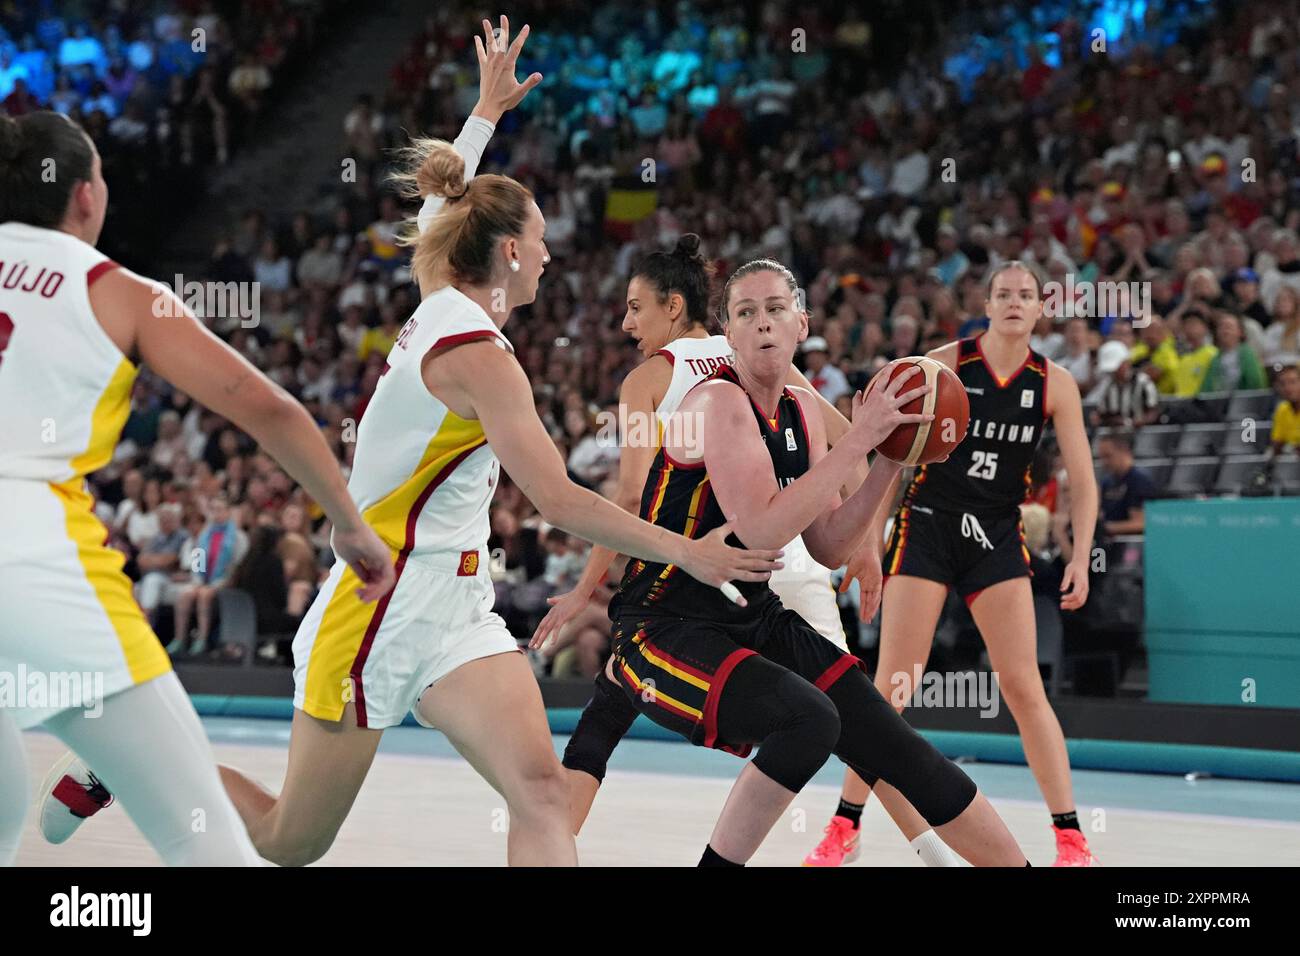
[631, 232, 716, 331]
[392, 138, 533, 295]
[0, 111, 95, 227]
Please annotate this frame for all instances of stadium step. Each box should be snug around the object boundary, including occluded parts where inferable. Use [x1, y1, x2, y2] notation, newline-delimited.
[162, 0, 434, 275]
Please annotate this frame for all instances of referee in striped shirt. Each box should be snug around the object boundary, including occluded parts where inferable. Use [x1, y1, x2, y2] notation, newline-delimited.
[1089, 340, 1160, 428]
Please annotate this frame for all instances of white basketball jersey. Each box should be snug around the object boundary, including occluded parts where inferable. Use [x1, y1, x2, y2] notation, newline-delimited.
[348, 286, 509, 555]
[652, 333, 733, 431]
[650, 333, 829, 581]
[0, 222, 134, 483]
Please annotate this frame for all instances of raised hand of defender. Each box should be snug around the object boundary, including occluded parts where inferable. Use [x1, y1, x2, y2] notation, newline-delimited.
[851, 366, 933, 454]
[473, 16, 542, 120]
[839, 545, 884, 623]
[529, 586, 590, 650]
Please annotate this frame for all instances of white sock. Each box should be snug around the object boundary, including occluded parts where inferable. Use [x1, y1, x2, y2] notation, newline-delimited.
[911, 829, 961, 867]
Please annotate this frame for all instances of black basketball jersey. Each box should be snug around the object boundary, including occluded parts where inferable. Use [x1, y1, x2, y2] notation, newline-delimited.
[616, 364, 810, 623]
[903, 336, 1049, 518]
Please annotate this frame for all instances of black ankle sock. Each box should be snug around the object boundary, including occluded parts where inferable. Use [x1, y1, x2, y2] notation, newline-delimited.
[836, 798, 865, 829]
[699, 844, 743, 867]
[1052, 811, 1080, 832]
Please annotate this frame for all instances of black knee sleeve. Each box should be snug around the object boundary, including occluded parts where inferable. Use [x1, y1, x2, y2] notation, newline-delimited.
[822, 668, 977, 827]
[561, 669, 638, 783]
[715, 657, 840, 794]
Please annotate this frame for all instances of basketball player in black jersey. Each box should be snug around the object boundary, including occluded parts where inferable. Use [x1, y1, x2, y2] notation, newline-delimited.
[823, 261, 1102, 867]
[603, 259, 1028, 866]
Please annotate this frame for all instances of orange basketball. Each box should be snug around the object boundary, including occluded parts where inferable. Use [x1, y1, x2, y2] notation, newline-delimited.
[863, 356, 970, 465]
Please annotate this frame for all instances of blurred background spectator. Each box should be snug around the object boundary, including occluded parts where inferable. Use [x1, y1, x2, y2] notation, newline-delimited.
[34, 0, 1300, 681]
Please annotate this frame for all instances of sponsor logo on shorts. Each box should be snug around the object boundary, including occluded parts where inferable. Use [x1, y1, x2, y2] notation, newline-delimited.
[458, 550, 479, 576]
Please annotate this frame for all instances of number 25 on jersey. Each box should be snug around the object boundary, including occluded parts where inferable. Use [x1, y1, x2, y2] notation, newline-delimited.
[967, 450, 998, 480]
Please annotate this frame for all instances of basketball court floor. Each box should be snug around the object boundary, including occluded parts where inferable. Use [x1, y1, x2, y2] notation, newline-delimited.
[15, 717, 1300, 866]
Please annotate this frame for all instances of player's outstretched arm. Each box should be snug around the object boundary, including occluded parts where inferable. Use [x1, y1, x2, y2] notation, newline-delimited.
[415, 16, 542, 236]
[470, 16, 543, 125]
[435, 342, 782, 601]
[94, 269, 395, 602]
[530, 359, 666, 648]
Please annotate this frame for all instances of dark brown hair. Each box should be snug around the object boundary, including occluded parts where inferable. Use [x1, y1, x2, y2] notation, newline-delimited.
[0, 111, 95, 227]
[632, 233, 716, 329]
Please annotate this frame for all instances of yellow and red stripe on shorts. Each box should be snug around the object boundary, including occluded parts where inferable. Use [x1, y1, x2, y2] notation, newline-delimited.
[302, 418, 486, 726]
[615, 626, 756, 756]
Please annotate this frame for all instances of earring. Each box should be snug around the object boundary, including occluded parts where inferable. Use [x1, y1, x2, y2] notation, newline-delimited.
[509, 260, 520, 272]
[542, 254, 550, 264]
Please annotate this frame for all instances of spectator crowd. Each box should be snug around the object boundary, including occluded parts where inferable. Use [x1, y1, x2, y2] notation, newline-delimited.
[1, 0, 341, 261]
[53, 0, 1300, 676]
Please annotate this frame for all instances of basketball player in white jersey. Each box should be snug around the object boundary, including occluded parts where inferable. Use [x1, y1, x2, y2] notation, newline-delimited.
[42, 16, 779, 867]
[525, 234, 891, 831]
[1, 110, 396, 866]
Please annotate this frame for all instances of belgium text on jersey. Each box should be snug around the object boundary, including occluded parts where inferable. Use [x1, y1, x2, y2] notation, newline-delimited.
[965, 418, 1038, 444]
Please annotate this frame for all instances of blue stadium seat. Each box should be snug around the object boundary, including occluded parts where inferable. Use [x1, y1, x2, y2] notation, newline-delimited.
[1196, 391, 1231, 421]
[1220, 420, 1271, 456]
[1132, 457, 1174, 492]
[1132, 424, 1180, 458]
[1174, 423, 1228, 456]
[1225, 389, 1276, 422]
[1034, 593, 1064, 698]
[1165, 456, 1220, 496]
[1274, 454, 1300, 494]
[216, 589, 259, 668]
[1214, 455, 1271, 494]
[1108, 533, 1145, 569]
[1160, 395, 1194, 422]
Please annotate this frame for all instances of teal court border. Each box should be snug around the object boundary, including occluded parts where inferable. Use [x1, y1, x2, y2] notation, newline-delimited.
[190, 694, 1300, 784]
